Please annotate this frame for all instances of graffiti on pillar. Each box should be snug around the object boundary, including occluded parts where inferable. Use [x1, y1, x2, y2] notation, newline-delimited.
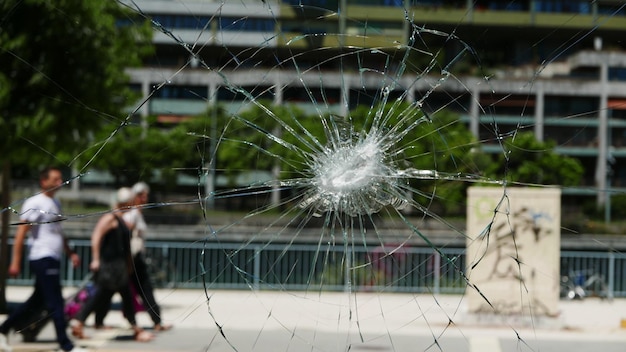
[473, 204, 558, 315]
[485, 206, 553, 281]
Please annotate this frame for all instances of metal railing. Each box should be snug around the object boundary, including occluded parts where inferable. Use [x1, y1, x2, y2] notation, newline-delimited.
[6, 240, 626, 297]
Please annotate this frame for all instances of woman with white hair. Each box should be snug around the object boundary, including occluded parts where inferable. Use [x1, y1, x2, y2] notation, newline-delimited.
[124, 182, 171, 331]
[69, 188, 153, 342]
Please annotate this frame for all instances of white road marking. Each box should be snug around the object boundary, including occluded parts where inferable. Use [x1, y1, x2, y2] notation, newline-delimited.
[469, 336, 502, 352]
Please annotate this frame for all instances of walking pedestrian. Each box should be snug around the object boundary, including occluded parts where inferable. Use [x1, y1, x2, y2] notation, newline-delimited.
[93, 182, 171, 331]
[126, 182, 172, 331]
[68, 187, 153, 342]
[0, 166, 87, 352]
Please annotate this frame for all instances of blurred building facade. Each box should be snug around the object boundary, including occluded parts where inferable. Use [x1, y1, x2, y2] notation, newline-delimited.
[123, 0, 626, 205]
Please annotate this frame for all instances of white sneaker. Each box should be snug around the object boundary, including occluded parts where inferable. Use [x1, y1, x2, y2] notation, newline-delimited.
[69, 348, 90, 352]
[0, 333, 11, 352]
[62, 347, 90, 352]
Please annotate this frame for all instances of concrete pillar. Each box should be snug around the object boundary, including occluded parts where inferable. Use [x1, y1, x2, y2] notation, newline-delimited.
[596, 63, 608, 206]
[469, 85, 480, 138]
[71, 166, 80, 194]
[271, 77, 283, 208]
[405, 78, 415, 104]
[402, 0, 411, 44]
[338, 0, 346, 48]
[140, 77, 151, 138]
[341, 76, 349, 118]
[205, 81, 218, 209]
[466, 187, 561, 318]
[464, 0, 474, 24]
[534, 82, 544, 141]
[273, 77, 283, 106]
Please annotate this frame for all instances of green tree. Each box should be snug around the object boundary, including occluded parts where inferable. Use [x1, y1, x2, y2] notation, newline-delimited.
[80, 122, 190, 189]
[0, 0, 152, 311]
[488, 131, 584, 187]
[220, 102, 320, 179]
[175, 102, 328, 211]
[171, 105, 229, 179]
[180, 102, 315, 184]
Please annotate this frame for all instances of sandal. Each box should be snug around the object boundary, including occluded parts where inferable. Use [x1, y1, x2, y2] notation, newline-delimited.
[154, 323, 172, 331]
[70, 320, 87, 339]
[134, 330, 154, 342]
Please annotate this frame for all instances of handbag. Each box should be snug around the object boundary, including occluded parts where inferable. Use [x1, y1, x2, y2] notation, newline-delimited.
[96, 215, 131, 290]
[97, 258, 129, 290]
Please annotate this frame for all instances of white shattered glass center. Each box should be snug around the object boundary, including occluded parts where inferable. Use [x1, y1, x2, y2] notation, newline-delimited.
[309, 133, 399, 216]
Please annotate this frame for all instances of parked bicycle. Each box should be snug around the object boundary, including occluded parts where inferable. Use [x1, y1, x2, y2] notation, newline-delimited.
[560, 269, 610, 300]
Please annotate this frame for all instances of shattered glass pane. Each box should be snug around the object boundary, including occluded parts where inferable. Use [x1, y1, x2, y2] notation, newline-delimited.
[3, 0, 626, 351]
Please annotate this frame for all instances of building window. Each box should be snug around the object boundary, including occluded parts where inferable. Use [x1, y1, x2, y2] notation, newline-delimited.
[413, 0, 444, 6]
[219, 17, 275, 32]
[544, 126, 597, 147]
[598, 3, 626, 16]
[479, 94, 533, 117]
[534, 1, 591, 14]
[345, 0, 407, 6]
[284, 87, 341, 104]
[544, 96, 597, 118]
[151, 14, 211, 30]
[477, 1, 528, 11]
[609, 67, 626, 81]
[153, 85, 209, 100]
[417, 91, 470, 115]
[283, 0, 329, 6]
[218, 86, 274, 102]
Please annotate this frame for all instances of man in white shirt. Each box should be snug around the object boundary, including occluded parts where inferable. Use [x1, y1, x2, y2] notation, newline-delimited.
[0, 167, 86, 352]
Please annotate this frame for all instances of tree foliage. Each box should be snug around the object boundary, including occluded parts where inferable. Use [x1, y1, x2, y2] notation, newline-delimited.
[0, 0, 152, 170]
[172, 106, 230, 177]
[178, 102, 321, 185]
[81, 122, 190, 188]
[221, 102, 322, 177]
[0, 0, 152, 311]
[488, 131, 584, 187]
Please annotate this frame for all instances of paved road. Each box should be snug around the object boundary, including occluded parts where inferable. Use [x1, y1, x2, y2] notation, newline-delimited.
[2, 287, 626, 351]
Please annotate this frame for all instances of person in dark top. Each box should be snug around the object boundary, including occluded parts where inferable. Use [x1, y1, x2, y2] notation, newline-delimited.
[95, 182, 172, 331]
[68, 188, 153, 342]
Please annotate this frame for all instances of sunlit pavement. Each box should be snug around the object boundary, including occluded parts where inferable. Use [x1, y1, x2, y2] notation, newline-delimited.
[2, 286, 626, 351]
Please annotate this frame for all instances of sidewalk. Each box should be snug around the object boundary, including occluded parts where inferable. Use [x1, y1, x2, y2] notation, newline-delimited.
[2, 285, 626, 351]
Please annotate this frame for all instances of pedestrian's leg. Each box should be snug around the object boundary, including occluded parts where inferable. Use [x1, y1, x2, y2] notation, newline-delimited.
[0, 282, 45, 334]
[93, 291, 111, 328]
[71, 285, 114, 338]
[118, 284, 137, 327]
[0, 261, 45, 337]
[119, 285, 153, 342]
[133, 255, 162, 325]
[33, 257, 74, 351]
